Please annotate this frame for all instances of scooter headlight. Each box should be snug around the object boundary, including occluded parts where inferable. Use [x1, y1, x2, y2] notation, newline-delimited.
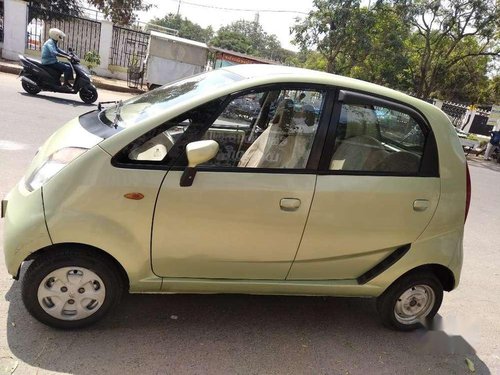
[25, 147, 88, 191]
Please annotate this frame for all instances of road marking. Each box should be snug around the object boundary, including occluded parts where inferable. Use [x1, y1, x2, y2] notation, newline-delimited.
[0, 140, 30, 151]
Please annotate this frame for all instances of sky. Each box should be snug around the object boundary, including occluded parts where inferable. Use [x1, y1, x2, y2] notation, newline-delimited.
[135, 0, 315, 51]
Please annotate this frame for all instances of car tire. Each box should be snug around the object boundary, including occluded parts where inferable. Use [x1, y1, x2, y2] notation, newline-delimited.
[376, 271, 443, 331]
[21, 80, 41, 95]
[22, 248, 123, 329]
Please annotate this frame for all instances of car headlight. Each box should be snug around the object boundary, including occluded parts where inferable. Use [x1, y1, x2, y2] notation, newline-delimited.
[25, 147, 89, 191]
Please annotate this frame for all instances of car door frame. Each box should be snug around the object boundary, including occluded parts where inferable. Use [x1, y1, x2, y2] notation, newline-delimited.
[317, 88, 440, 177]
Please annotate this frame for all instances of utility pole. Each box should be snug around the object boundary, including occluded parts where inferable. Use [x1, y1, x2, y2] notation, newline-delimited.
[177, 0, 181, 15]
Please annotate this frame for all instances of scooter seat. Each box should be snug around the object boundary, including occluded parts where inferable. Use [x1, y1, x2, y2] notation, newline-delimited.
[25, 57, 62, 79]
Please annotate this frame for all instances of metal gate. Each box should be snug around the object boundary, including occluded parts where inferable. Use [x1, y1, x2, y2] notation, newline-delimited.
[110, 26, 149, 68]
[26, 6, 101, 58]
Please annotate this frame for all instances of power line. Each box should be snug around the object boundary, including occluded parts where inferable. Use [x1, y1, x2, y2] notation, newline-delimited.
[166, 0, 309, 15]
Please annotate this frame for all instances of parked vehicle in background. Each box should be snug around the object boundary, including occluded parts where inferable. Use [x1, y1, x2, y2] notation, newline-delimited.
[2, 65, 469, 331]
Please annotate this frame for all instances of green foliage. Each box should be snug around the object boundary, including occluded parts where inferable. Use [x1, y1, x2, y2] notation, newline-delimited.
[83, 50, 101, 72]
[88, 0, 152, 26]
[401, 0, 499, 98]
[291, 0, 499, 103]
[25, 0, 82, 21]
[150, 13, 214, 43]
[211, 20, 293, 63]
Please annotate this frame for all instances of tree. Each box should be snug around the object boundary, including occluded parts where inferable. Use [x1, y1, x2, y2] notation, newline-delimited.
[291, 0, 379, 74]
[88, 0, 152, 26]
[151, 13, 214, 43]
[211, 20, 292, 63]
[394, 0, 499, 98]
[25, 0, 82, 21]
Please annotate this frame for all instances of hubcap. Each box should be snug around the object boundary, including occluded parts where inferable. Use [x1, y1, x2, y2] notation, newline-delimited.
[394, 285, 435, 325]
[37, 267, 106, 321]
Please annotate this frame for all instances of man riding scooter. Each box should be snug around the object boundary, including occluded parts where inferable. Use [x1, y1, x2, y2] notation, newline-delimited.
[41, 28, 73, 88]
[19, 29, 98, 103]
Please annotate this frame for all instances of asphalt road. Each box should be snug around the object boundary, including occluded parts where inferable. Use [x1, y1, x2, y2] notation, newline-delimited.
[0, 71, 499, 374]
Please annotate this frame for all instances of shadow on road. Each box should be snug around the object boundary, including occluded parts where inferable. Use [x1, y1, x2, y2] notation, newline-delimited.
[19, 92, 96, 108]
[4, 278, 490, 374]
[466, 155, 500, 173]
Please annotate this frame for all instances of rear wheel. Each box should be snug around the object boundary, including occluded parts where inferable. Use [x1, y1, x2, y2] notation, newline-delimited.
[21, 80, 41, 95]
[79, 87, 98, 104]
[376, 271, 443, 331]
[22, 248, 123, 329]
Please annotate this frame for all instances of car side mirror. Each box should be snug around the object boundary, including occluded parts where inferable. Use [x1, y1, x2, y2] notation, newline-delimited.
[180, 140, 219, 187]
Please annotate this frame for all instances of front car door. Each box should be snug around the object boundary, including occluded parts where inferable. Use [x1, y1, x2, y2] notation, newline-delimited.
[149, 85, 333, 279]
[288, 90, 441, 280]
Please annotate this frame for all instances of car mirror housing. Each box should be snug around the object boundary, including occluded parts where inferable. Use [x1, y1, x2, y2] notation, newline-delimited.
[180, 140, 219, 187]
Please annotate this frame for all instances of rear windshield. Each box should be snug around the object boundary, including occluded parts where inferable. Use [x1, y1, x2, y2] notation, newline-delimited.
[101, 69, 243, 128]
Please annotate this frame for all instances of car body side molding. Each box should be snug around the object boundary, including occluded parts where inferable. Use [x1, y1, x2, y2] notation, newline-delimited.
[357, 244, 411, 285]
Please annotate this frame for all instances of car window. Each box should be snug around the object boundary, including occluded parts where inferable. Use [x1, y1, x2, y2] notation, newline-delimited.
[196, 89, 326, 169]
[122, 98, 225, 163]
[330, 103, 425, 174]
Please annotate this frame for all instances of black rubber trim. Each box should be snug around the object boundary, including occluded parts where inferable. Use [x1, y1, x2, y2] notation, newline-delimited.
[79, 110, 122, 139]
[357, 244, 411, 285]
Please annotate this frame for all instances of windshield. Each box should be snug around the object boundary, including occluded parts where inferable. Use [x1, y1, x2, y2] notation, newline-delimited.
[102, 69, 243, 128]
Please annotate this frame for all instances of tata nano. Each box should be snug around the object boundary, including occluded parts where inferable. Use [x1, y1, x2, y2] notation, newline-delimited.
[2, 65, 470, 330]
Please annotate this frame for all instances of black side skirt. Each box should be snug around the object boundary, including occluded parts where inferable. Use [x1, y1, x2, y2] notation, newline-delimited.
[357, 244, 411, 285]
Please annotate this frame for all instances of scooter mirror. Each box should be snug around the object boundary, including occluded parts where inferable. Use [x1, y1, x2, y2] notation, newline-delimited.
[68, 47, 73, 53]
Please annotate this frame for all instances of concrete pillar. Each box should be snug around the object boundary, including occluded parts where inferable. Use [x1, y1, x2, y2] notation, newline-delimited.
[461, 110, 476, 133]
[93, 20, 113, 76]
[2, 0, 27, 61]
[433, 99, 443, 109]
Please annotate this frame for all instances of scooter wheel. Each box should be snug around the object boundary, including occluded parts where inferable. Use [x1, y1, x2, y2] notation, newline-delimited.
[22, 80, 41, 95]
[79, 87, 98, 104]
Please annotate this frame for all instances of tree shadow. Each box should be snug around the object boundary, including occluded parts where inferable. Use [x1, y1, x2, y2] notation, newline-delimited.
[19, 92, 96, 108]
[4, 273, 491, 374]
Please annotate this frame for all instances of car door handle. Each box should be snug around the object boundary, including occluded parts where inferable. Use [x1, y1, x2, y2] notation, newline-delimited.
[280, 198, 301, 212]
[413, 199, 429, 212]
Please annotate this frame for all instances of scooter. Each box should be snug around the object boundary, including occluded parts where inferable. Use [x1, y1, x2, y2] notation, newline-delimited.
[18, 48, 98, 104]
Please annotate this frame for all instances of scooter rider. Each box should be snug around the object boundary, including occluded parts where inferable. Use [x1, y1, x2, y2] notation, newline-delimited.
[41, 28, 74, 88]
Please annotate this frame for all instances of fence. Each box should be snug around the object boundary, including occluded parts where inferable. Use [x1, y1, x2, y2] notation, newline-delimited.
[26, 6, 101, 58]
[440, 102, 468, 127]
[110, 25, 149, 68]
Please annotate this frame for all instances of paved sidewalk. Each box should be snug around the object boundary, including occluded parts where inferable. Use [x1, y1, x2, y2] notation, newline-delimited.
[0, 58, 144, 94]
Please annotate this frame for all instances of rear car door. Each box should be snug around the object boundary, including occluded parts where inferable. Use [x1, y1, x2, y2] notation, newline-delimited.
[288, 90, 441, 280]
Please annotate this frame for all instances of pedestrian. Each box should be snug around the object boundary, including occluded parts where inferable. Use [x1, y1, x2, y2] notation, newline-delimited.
[484, 124, 500, 161]
[41, 28, 74, 88]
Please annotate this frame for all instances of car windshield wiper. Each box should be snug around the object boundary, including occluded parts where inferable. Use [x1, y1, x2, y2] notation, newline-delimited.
[113, 100, 124, 129]
[97, 100, 119, 111]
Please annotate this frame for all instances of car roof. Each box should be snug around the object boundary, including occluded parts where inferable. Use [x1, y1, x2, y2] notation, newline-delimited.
[221, 64, 433, 112]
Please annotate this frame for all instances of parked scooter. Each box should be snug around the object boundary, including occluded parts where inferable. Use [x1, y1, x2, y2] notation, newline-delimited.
[18, 48, 98, 104]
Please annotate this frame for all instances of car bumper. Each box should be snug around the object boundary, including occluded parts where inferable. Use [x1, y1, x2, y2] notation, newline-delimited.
[2, 181, 52, 278]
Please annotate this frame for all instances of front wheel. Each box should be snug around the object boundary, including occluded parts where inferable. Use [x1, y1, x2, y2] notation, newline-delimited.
[22, 248, 123, 329]
[21, 79, 41, 95]
[376, 271, 443, 331]
[79, 87, 98, 104]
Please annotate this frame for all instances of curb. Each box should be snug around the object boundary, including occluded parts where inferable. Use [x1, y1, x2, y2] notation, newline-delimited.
[0, 63, 144, 94]
[0, 63, 22, 75]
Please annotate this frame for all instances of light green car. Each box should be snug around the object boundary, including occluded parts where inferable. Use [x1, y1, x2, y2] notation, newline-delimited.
[2, 65, 470, 330]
